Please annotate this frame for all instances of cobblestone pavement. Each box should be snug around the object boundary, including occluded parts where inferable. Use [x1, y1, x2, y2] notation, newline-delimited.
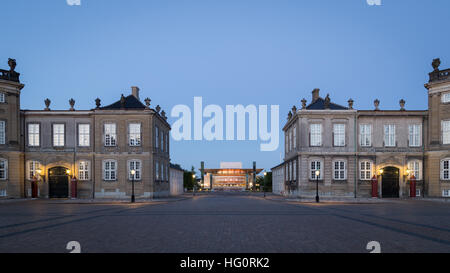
[0, 192, 449, 253]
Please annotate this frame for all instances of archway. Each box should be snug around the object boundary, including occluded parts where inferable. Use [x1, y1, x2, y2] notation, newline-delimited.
[382, 166, 400, 198]
[48, 167, 69, 198]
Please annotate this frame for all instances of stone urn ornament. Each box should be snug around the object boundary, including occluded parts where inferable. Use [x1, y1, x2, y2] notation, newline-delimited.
[44, 98, 51, 111]
[348, 98, 354, 110]
[374, 99, 380, 111]
[292, 105, 297, 114]
[432, 58, 441, 71]
[144, 97, 151, 108]
[399, 99, 406, 111]
[69, 98, 75, 111]
[301, 98, 307, 109]
[95, 98, 101, 109]
[156, 105, 161, 113]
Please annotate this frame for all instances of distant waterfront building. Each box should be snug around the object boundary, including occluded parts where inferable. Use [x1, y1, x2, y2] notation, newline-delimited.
[204, 162, 263, 191]
[0, 59, 171, 199]
[272, 59, 450, 198]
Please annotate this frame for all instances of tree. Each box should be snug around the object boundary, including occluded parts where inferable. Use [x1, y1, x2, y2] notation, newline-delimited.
[183, 166, 197, 190]
[263, 172, 272, 192]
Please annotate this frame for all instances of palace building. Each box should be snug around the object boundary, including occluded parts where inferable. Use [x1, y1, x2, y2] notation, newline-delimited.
[203, 162, 263, 191]
[272, 59, 450, 198]
[0, 59, 172, 199]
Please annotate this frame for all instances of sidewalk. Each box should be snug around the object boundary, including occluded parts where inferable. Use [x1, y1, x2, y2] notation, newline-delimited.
[0, 195, 192, 204]
[263, 194, 450, 204]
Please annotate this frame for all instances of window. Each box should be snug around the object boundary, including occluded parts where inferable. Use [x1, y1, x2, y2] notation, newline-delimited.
[333, 124, 346, 147]
[155, 126, 159, 149]
[79, 161, 90, 181]
[443, 190, 450, 197]
[409, 124, 422, 147]
[166, 133, 169, 153]
[293, 160, 297, 181]
[310, 124, 322, 147]
[293, 125, 297, 149]
[28, 161, 40, 180]
[408, 161, 421, 180]
[360, 124, 372, 147]
[443, 120, 450, 145]
[155, 161, 160, 181]
[78, 124, 90, 147]
[28, 124, 40, 147]
[161, 162, 165, 181]
[53, 124, 65, 147]
[161, 131, 164, 151]
[384, 125, 396, 147]
[442, 159, 450, 180]
[333, 161, 346, 180]
[104, 123, 117, 147]
[103, 160, 117, 181]
[310, 160, 322, 180]
[128, 160, 142, 180]
[0, 121, 5, 145]
[129, 123, 141, 146]
[442, 93, 450, 103]
[0, 159, 7, 180]
[285, 134, 288, 153]
[360, 160, 373, 180]
[0, 93, 5, 103]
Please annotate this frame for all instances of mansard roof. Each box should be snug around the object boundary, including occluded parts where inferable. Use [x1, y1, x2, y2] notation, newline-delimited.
[306, 97, 348, 110]
[99, 95, 146, 110]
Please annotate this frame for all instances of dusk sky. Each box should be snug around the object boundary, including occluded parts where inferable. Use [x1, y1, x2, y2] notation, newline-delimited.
[1, 0, 449, 172]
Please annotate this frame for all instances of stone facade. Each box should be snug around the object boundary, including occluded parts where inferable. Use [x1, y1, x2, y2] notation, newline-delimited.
[0, 60, 172, 199]
[170, 163, 184, 196]
[273, 59, 450, 198]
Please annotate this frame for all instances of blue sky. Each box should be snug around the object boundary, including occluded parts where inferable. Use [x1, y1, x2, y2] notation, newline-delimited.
[1, 0, 449, 172]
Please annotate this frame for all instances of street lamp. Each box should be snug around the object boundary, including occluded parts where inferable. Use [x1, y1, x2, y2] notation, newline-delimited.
[192, 174, 196, 196]
[315, 170, 320, 203]
[130, 169, 136, 203]
[263, 172, 267, 198]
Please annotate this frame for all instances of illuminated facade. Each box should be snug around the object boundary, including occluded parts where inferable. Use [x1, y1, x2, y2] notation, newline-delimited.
[204, 162, 263, 191]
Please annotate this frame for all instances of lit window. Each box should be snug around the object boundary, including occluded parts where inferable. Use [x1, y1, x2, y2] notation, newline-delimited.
[310, 124, 322, 147]
[53, 124, 65, 147]
[129, 123, 141, 146]
[0, 121, 5, 145]
[79, 161, 90, 181]
[384, 125, 396, 147]
[310, 160, 322, 180]
[0, 159, 7, 180]
[28, 124, 40, 147]
[128, 160, 141, 180]
[104, 123, 117, 147]
[407, 161, 421, 180]
[0, 93, 5, 103]
[78, 124, 90, 147]
[409, 124, 422, 147]
[360, 160, 373, 180]
[333, 124, 346, 147]
[442, 93, 450, 103]
[360, 124, 372, 147]
[443, 121, 450, 145]
[333, 161, 346, 180]
[442, 159, 450, 181]
[155, 161, 160, 181]
[103, 160, 117, 181]
[28, 161, 40, 180]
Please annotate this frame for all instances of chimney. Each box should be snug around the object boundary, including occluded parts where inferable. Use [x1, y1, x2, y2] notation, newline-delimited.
[312, 88, 320, 102]
[131, 86, 140, 100]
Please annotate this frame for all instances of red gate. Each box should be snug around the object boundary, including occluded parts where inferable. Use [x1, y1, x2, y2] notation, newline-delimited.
[371, 175, 378, 198]
[410, 175, 416, 198]
[71, 177, 78, 199]
[31, 176, 38, 198]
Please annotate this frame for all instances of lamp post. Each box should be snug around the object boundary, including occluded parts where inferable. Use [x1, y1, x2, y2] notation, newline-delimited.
[263, 172, 267, 198]
[131, 169, 136, 203]
[315, 170, 320, 203]
[193, 174, 196, 196]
